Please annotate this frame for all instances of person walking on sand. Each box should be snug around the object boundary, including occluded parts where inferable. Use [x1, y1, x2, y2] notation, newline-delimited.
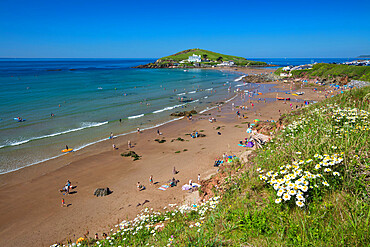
[198, 174, 201, 182]
[110, 132, 113, 139]
[173, 166, 177, 175]
[149, 175, 153, 185]
[112, 144, 116, 150]
[61, 198, 66, 207]
[128, 140, 131, 148]
[137, 127, 140, 133]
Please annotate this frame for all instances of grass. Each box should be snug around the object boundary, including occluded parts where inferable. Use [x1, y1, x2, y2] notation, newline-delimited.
[158, 48, 267, 66]
[275, 63, 370, 82]
[62, 87, 369, 247]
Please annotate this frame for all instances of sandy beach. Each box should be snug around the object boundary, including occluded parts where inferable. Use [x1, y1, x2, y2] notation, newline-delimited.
[0, 69, 330, 246]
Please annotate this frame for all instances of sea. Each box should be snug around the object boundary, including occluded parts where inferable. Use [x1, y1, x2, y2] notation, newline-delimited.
[0, 58, 356, 174]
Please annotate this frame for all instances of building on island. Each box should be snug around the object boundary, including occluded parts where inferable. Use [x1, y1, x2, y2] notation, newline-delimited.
[188, 54, 201, 63]
[217, 61, 235, 66]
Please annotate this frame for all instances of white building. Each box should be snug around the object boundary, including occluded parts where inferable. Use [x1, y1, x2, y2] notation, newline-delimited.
[217, 61, 235, 66]
[188, 54, 201, 63]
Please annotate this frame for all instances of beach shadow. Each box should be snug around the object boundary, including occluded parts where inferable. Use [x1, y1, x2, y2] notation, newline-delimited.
[66, 203, 72, 207]
[69, 191, 77, 195]
[153, 182, 159, 185]
[72, 186, 77, 189]
[142, 199, 150, 205]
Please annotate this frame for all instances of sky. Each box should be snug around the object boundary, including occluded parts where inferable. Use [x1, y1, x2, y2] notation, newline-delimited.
[0, 0, 369, 58]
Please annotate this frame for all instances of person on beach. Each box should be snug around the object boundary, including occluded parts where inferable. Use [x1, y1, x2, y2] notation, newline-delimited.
[173, 166, 177, 175]
[119, 119, 122, 123]
[110, 132, 113, 139]
[112, 144, 116, 150]
[66, 180, 72, 190]
[128, 140, 131, 148]
[94, 233, 99, 240]
[137, 127, 140, 133]
[137, 182, 145, 191]
[149, 175, 153, 185]
[198, 174, 201, 182]
[61, 198, 66, 207]
[65, 145, 68, 150]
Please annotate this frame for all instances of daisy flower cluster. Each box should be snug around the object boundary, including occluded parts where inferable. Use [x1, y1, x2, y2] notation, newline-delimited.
[257, 153, 344, 208]
[51, 196, 221, 247]
[331, 106, 369, 136]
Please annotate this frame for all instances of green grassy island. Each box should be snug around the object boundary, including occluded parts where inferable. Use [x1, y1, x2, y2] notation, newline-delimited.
[135, 48, 267, 68]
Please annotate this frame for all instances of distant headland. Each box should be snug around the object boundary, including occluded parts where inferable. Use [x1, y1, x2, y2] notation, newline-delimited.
[357, 55, 370, 58]
[134, 48, 269, 68]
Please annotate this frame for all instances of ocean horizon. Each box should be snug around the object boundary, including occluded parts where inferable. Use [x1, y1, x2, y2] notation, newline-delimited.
[0, 59, 246, 174]
[0, 57, 356, 174]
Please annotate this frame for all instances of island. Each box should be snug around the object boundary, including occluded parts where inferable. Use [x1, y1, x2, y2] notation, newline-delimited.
[134, 48, 268, 68]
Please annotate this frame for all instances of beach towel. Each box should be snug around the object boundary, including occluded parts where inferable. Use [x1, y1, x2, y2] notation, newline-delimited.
[158, 185, 169, 191]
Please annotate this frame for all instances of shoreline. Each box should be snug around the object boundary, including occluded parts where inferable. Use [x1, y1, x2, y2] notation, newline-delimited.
[1, 68, 317, 247]
[0, 67, 273, 176]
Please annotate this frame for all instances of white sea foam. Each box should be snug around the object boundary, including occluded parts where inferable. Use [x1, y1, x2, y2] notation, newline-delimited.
[188, 91, 196, 94]
[152, 103, 186, 114]
[235, 83, 246, 87]
[205, 88, 213, 91]
[177, 93, 186, 96]
[128, 114, 144, 119]
[0, 121, 108, 149]
[0, 117, 184, 175]
[234, 75, 246, 82]
[225, 94, 238, 103]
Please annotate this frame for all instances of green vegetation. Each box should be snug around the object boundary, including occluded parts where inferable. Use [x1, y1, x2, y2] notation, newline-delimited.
[158, 48, 267, 66]
[71, 87, 369, 247]
[154, 139, 166, 143]
[275, 63, 370, 82]
[120, 151, 141, 161]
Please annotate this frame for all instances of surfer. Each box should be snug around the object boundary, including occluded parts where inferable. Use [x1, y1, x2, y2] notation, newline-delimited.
[66, 145, 68, 150]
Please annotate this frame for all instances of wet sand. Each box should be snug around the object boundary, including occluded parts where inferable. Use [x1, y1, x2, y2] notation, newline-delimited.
[0, 75, 329, 246]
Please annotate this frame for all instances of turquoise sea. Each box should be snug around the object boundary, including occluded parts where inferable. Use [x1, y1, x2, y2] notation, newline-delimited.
[0, 59, 244, 173]
[0, 58, 355, 174]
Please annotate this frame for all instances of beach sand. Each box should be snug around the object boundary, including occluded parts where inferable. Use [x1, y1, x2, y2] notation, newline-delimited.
[0, 72, 330, 246]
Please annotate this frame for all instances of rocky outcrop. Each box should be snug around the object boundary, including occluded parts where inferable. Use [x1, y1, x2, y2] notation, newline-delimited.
[170, 110, 197, 117]
[94, 188, 111, 197]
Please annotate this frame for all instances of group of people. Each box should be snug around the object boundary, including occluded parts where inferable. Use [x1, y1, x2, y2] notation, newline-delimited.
[60, 180, 73, 207]
[208, 117, 216, 123]
[190, 131, 199, 138]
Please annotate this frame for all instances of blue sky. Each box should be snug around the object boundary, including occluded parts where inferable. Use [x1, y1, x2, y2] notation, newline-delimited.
[0, 0, 369, 58]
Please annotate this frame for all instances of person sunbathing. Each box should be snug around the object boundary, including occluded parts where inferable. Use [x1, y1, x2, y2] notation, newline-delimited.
[137, 182, 145, 191]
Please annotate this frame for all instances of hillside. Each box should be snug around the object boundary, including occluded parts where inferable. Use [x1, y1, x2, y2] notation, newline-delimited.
[71, 86, 369, 246]
[135, 48, 267, 68]
[275, 63, 370, 82]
